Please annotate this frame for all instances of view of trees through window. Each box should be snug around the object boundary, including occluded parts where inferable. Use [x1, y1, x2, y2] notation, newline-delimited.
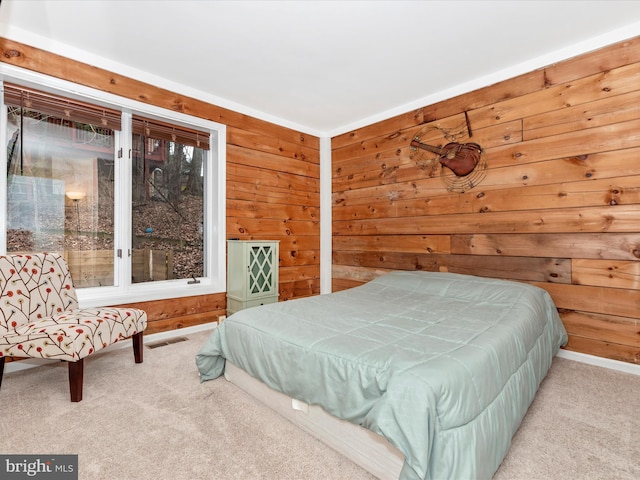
[131, 118, 205, 283]
[5, 85, 207, 288]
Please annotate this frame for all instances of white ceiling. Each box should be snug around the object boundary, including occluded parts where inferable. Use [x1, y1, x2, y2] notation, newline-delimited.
[1, 0, 640, 137]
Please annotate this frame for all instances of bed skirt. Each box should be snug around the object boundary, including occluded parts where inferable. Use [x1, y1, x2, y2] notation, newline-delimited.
[224, 361, 405, 479]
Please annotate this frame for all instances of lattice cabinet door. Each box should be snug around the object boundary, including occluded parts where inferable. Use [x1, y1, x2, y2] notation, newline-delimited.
[227, 240, 279, 315]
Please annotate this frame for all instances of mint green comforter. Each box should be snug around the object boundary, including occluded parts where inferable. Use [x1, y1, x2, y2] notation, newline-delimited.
[196, 271, 567, 480]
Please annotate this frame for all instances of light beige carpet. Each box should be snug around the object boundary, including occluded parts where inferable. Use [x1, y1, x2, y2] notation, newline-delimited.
[1, 329, 638, 480]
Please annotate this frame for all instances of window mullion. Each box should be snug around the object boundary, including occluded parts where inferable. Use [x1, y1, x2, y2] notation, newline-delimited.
[115, 112, 133, 290]
[0, 90, 7, 253]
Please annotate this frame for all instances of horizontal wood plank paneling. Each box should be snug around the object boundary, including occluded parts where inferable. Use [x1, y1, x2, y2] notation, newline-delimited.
[225, 118, 320, 304]
[564, 335, 640, 364]
[333, 205, 640, 236]
[531, 282, 639, 319]
[333, 35, 640, 365]
[122, 293, 226, 334]
[333, 235, 451, 254]
[332, 251, 570, 283]
[0, 37, 320, 335]
[572, 259, 640, 290]
[451, 233, 640, 260]
[523, 90, 640, 140]
[561, 311, 640, 348]
[334, 174, 640, 219]
[227, 126, 320, 163]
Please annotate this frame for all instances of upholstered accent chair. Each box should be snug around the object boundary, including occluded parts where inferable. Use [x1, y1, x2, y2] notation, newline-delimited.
[0, 253, 147, 401]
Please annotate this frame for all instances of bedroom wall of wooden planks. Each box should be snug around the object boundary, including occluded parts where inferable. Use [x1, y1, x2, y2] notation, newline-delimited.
[331, 36, 640, 365]
[0, 38, 321, 337]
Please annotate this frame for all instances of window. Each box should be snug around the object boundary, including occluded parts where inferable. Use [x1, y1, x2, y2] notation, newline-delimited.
[131, 115, 210, 284]
[1, 70, 226, 307]
[4, 84, 120, 288]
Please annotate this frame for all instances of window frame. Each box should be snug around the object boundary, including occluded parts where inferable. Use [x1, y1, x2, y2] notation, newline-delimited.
[0, 64, 227, 308]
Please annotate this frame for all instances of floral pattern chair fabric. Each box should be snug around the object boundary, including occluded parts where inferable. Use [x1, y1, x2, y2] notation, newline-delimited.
[0, 253, 147, 401]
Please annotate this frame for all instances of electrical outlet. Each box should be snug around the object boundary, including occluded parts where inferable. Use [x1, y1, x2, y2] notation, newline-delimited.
[218, 315, 227, 324]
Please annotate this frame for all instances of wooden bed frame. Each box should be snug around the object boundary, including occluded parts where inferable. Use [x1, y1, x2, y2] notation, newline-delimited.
[224, 361, 405, 479]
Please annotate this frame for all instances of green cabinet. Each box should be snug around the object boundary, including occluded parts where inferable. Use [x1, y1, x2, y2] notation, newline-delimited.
[227, 240, 279, 316]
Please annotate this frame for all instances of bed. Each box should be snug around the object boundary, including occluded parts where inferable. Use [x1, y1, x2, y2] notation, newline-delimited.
[196, 271, 568, 480]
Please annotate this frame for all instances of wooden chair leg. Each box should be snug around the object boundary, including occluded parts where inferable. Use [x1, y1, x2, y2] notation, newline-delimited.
[68, 359, 84, 402]
[0, 357, 5, 389]
[133, 332, 144, 363]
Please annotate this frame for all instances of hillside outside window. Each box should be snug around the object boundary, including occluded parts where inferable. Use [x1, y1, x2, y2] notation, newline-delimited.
[131, 115, 208, 283]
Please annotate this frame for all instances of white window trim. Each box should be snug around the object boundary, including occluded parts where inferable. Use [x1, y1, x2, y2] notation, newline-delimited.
[0, 64, 227, 308]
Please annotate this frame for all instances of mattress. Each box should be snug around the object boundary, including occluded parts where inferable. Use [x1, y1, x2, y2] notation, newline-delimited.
[196, 271, 568, 480]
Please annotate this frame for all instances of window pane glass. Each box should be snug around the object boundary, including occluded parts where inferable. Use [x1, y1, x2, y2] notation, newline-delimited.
[5, 103, 116, 287]
[131, 121, 205, 283]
